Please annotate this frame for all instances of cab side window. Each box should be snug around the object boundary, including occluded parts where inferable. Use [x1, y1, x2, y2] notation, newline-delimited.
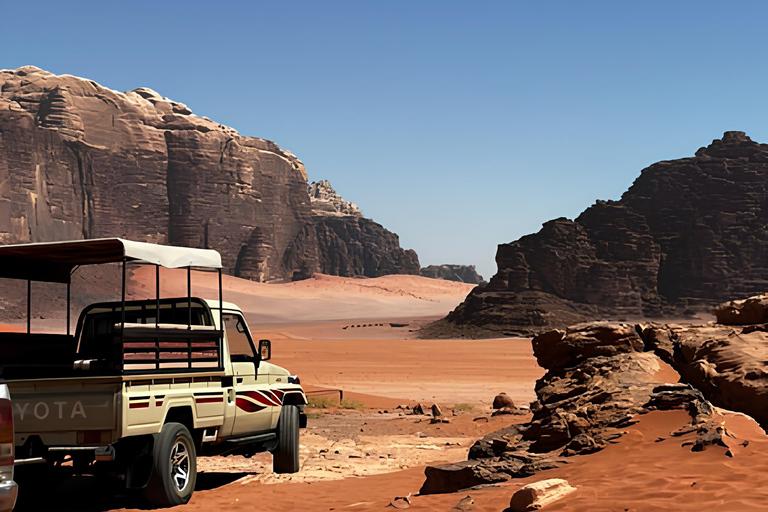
[222, 313, 256, 358]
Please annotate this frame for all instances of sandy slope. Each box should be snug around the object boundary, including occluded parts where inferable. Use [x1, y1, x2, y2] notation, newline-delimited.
[129, 267, 476, 326]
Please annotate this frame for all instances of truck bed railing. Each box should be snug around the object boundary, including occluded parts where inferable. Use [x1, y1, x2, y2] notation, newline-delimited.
[117, 324, 223, 373]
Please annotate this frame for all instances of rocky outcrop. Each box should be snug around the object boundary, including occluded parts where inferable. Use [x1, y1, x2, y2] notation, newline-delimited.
[714, 293, 768, 325]
[441, 131, 768, 335]
[643, 321, 768, 428]
[309, 180, 420, 277]
[0, 67, 418, 281]
[420, 264, 484, 284]
[420, 322, 725, 494]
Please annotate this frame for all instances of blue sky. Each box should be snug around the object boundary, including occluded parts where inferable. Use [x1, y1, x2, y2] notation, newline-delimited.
[3, 1, 768, 279]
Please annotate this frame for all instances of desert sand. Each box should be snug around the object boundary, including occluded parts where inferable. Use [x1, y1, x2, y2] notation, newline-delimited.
[12, 271, 768, 512]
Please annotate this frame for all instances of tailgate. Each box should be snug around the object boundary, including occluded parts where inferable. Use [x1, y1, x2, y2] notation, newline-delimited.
[9, 378, 120, 444]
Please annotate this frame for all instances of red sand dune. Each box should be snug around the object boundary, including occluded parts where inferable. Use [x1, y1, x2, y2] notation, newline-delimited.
[129, 267, 476, 326]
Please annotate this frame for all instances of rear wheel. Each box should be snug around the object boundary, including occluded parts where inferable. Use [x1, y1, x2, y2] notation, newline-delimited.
[273, 405, 300, 474]
[143, 422, 197, 506]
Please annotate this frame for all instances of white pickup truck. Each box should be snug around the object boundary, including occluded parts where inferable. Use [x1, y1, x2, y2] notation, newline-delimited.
[0, 239, 307, 506]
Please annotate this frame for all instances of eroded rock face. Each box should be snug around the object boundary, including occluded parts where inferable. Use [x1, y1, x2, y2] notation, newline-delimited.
[0, 66, 314, 280]
[443, 131, 768, 335]
[420, 265, 484, 284]
[0, 67, 418, 281]
[309, 180, 420, 278]
[420, 322, 724, 494]
[643, 322, 768, 427]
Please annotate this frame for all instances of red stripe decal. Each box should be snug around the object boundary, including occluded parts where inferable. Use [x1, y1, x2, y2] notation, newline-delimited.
[237, 391, 279, 406]
[235, 398, 266, 413]
[130, 403, 149, 409]
[196, 397, 224, 404]
[272, 390, 285, 401]
[155, 401, 163, 407]
[263, 391, 281, 405]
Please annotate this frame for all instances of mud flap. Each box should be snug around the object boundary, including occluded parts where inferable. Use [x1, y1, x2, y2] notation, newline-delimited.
[125, 434, 156, 490]
[299, 412, 308, 429]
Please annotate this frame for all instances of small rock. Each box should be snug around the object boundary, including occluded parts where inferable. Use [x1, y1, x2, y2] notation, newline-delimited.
[509, 478, 576, 511]
[473, 416, 489, 422]
[413, 403, 427, 415]
[492, 393, 516, 410]
[430, 417, 451, 424]
[452, 495, 475, 511]
[417, 431, 428, 438]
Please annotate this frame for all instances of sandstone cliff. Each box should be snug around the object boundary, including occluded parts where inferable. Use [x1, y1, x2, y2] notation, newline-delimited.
[308, 180, 420, 277]
[420, 264, 484, 284]
[0, 67, 417, 281]
[437, 131, 768, 336]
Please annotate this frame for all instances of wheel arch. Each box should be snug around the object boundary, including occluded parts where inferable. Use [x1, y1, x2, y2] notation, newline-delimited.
[163, 405, 196, 433]
[282, 392, 307, 406]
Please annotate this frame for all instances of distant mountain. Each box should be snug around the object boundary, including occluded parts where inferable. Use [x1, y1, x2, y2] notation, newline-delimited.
[420, 264, 484, 284]
[434, 131, 768, 336]
[0, 66, 418, 281]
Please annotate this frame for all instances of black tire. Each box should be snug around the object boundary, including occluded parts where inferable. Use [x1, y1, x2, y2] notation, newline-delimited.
[143, 422, 197, 507]
[273, 405, 300, 473]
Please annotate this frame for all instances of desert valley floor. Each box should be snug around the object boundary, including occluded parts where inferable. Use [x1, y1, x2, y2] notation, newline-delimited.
[11, 273, 768, 512]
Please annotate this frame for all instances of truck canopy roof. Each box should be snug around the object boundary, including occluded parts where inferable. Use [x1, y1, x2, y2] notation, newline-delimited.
[0, 238, 222, 283]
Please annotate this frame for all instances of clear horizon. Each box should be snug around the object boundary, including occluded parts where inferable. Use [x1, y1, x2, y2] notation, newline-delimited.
[4, 1, 768, 279]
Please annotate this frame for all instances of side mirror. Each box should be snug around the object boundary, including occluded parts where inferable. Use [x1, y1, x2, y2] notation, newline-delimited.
[259, 339, 271, 361]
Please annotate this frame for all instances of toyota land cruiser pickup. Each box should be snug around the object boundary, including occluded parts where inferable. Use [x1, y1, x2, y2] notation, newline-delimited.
[0, 239, 307, 506]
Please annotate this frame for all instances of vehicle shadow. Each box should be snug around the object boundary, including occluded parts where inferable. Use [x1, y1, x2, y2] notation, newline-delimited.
[13, 471, 258, 511]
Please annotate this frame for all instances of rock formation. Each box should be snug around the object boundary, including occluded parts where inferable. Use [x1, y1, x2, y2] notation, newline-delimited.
[438, 131, 768, 336]
[643, 320, 768, 428]
[309, 180, 420, 278]
[420, 264, 484, 284]
[420, 322, 726, 494]
[714, 293, 768, 325]
[0, 67, 418, 281]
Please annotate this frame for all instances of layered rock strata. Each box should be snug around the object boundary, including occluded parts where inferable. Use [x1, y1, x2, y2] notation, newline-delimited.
[0, 67, 418, 282]
[420, 264, 484, 284]
[440, 131, 768, 336]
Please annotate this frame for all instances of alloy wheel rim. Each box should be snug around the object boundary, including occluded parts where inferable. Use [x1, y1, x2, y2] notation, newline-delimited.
[170, 439, 190, 492]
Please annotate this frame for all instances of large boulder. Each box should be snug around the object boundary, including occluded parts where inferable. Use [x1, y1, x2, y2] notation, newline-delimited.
[714, 294, 768, 325]
[532, 322, 644, 369]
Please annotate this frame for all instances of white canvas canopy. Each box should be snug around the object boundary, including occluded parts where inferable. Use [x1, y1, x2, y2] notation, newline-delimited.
[0, 238, 222, 283]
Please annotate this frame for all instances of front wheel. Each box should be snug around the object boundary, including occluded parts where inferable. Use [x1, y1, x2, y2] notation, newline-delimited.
[273, 405, 300, 473]
[143, 422, 197, 506]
